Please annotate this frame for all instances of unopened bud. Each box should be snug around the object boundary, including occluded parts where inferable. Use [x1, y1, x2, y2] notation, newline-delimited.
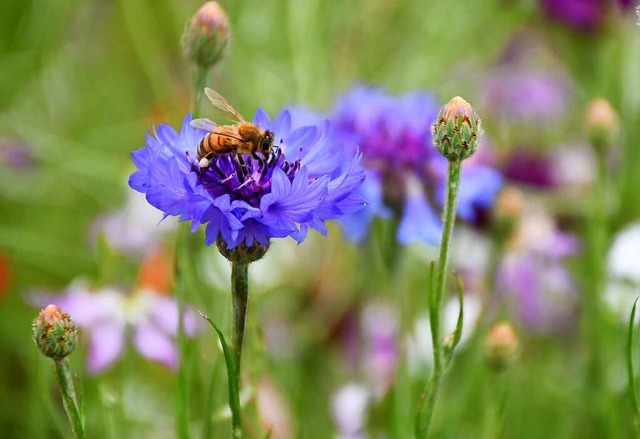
[585, 98, 618, 149]
[432, 96, 483, 162]
[33, 305, 78, 361]
[181, 2, 230, 68]
[495, 186, 524, 222]
[484, 322, 518, 372]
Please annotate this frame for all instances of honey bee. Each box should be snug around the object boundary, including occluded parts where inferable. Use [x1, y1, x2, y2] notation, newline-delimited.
[190, 88, 275, 168]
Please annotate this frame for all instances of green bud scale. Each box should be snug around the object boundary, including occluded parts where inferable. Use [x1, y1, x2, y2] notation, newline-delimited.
[33, 305, 78, 362]
[431, 96, 483, 162]
[217, 238, 269, 265]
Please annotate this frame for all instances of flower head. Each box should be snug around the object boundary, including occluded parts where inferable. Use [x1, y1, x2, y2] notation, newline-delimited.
[585, 97, 619, 148]
[432, 96, 483, 162]
[181, 1, 230, 67]
[129, 110, 365, 250]
[484, 322, 519, 371]
[33, 304, 78, 361]
[32, 282, 199, 373]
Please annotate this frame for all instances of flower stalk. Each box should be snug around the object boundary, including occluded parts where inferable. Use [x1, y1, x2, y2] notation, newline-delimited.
[33, 305, 85, 439]
[231, 262, 249, 387]
[415, 96, 482, 438]
[54, 359, 86, 439]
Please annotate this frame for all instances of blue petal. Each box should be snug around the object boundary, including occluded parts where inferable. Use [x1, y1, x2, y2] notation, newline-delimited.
[252, 108, 271, 130]
[397, 193, 442, 246]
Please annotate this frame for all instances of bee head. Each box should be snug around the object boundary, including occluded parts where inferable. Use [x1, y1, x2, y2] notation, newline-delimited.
[260, 131, 275, 156]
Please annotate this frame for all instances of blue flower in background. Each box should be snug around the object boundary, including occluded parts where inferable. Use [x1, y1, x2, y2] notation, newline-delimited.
[129, 111, 366, 249]
[292, 84, 503, 246]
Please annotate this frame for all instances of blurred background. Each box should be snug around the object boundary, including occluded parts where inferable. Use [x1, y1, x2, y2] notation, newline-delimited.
[1, 0, 640, 438]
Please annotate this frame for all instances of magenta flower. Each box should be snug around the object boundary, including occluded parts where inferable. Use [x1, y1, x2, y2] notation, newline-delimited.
[32, 282, 199, 373]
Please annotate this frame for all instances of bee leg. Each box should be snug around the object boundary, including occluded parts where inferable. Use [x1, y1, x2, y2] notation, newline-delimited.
[199, 157, 211, 168]
[251, 151, 260, 160]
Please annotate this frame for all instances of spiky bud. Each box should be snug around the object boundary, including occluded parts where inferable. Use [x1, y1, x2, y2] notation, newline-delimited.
[484, 322, 518, 372]
[585, 97, 618, 150]
[33, 305, 78, 361]
[217, 238, 269, 264]
[432, 96, 483, 162]
[181, 2, 230, 68]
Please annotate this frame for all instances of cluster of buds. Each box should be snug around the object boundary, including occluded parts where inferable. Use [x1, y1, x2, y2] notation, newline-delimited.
[432, 96, 483, 162]
[484, 322, 518, 372]
[33, 305, 78, 362]
[181, 2, 230, 68]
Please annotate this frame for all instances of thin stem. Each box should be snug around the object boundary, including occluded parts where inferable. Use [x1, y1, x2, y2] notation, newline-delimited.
[192, 66, 210, 117]
[228, 262, 249, 438]
[53, 359, 86, 439]
[432, 160, 462, 371]
[231, 262, 249, 387]
[416, 159, 463, 438]
[415, 368, 444, 438]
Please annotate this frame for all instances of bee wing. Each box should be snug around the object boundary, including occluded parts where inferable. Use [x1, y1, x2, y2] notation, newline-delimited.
[214, 125, 245, 142]
[204, 88, 247, 123]
[190, 118, 218, 132]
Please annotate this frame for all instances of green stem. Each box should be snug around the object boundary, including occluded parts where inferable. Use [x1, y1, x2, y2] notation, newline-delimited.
[416, 160, 462, 438]
[53, 359, 86, 439]
[583, 140, 609, 435]
[192, 66, 210, 117]
[230, 262, 249, 438]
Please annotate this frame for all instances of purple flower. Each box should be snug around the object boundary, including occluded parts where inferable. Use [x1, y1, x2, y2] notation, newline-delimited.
[313, 84, 503, 245]
[32, 282, 199, 374]
[496, 208, 580, 334]
[481, 68, 572, 127]
[129, 111, 365, 249]
[503, 145, 597, 190]
[539, 0, 633, 31]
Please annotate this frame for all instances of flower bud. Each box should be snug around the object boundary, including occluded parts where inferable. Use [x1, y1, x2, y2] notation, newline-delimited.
[585, 97, 618, 150]
[217, 238, 269, 264]
[181, 2, 230, 68]
[484, 322, 518, 372]
[33, 305, 78, 361]
[432, 96, 483, 162]
[495, 186, 524, 222]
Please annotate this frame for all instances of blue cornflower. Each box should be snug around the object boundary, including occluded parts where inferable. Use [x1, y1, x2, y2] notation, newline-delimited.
[129, 110, 365, 249]
[293, 84, 503, 246]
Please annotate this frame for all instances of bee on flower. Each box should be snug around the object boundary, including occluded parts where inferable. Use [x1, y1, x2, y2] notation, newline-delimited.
[129, 95, 366, 253]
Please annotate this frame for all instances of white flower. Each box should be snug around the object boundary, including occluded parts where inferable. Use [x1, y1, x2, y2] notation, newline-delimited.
[605, 222, 640, 323]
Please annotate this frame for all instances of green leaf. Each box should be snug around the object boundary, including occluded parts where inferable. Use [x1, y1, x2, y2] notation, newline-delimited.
[199, 311, 243, 439]
[451, 273, 465, 351]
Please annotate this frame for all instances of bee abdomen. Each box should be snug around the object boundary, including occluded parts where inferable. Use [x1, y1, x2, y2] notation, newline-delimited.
[197, 134, 213, 160]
